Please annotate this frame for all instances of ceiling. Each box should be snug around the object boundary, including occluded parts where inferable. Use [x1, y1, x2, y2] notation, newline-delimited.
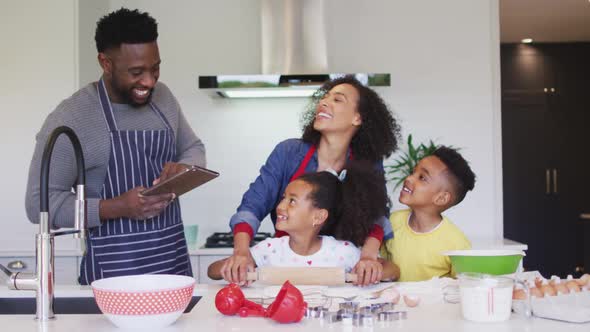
[500, 0, 590, 43]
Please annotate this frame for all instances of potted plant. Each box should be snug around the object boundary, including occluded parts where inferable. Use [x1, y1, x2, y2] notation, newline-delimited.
[385, 134, 439, 190]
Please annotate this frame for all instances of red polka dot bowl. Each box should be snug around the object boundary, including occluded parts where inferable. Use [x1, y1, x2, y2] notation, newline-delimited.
[91, 274, 195, 329]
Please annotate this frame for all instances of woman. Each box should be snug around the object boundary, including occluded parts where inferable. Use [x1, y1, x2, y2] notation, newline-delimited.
[222, 76, 401, 285]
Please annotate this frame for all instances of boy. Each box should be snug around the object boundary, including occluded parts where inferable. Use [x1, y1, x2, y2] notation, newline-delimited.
[381, 146, 476, 281]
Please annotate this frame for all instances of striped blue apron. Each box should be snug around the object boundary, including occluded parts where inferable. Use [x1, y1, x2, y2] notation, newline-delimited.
[78, 79, 191, 285]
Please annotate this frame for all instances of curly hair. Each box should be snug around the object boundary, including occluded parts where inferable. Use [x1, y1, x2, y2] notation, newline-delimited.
[297, 160, 390, 247]
[432, 146, 476, 205]
[301, 76, 401, 161]
[95, 8, 158, 52]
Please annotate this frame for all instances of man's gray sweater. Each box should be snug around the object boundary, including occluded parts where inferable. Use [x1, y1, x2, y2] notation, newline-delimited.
[25, 81, 206, 229]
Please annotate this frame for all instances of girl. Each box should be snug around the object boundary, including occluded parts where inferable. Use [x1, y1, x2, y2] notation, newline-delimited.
[209, 161, 400, 283]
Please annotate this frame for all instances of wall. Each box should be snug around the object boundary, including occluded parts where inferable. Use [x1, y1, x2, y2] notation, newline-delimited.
[78, 0, 108, 87]
[0, 0, 79, 251]
[0, 0, 502, 251]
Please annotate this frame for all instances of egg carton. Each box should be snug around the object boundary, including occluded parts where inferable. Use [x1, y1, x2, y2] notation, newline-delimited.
[513, 290, 590, 323]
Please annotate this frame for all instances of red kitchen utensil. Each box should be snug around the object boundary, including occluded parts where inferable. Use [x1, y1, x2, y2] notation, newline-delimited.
[216, 281, 307, 323]
[215, 283, 265, 316]
[266, 281, 308, 323]
[238, 306, 267, 317]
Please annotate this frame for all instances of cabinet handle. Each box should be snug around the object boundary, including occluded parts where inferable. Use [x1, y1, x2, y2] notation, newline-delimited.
[546, 169, 551, 194]
[7, 260, 27, 270]
[552, 169, 558, 194]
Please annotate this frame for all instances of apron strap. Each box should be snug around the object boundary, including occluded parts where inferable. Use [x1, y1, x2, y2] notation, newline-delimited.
[97, 79, 119, 132]
[149, 101, 174, 132]
[288, 144, 354, 182]
[289, 145, 317, 182]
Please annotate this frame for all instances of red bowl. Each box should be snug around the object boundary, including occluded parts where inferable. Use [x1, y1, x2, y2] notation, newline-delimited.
[267, 281, 307, 323]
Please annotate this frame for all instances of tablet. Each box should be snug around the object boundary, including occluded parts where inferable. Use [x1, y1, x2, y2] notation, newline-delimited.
[141, 165, 219, 197]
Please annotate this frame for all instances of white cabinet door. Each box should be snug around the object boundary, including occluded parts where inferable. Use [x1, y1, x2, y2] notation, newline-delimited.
[198, 255, 229, 284]
[0, 256, 79, 285]
[189, 256, 200, 283]
[55, 257, 79, 285]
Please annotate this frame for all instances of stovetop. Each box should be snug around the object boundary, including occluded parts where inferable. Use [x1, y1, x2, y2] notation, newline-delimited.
[204, 232, 273, 248]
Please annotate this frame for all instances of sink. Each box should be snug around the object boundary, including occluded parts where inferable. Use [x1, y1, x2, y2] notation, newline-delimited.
[0, 296, 201, 315]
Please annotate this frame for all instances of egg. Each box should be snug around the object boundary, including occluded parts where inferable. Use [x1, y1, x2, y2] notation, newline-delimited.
[534, 277, 543, 288]
[555, 283, 569, 294]
[380, 288, 401, 304]
[540, 280, 557, 297]
[529, 287, 544, 298]
[512, 288, 527, 300]
[403, 294, 420, 307]
[549, 276, 569, 295]
[576, 274, 590, 287]
[565, 280, 581, 293]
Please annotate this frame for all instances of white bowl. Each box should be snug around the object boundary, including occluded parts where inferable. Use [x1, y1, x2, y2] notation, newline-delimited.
[91, 274, 195, 329]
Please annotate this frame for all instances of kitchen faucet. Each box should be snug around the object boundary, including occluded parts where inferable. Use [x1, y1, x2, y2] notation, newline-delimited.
[0, 126, 87, 320]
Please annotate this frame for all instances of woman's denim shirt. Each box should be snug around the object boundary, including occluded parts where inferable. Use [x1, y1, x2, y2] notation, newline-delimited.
[229, 138, 393, 240]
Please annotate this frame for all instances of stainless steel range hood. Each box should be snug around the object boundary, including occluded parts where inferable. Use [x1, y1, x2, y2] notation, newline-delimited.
[198, 0, 390, 98]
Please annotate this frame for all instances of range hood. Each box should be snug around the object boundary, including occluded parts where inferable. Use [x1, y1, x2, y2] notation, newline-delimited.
[198, 0, 390, 98]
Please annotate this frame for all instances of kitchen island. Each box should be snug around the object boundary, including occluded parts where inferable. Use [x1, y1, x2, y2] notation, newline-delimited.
[0, 283, 587, 332]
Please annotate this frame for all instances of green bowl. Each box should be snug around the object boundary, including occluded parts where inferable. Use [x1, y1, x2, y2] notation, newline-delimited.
[443, 250, 525, 275]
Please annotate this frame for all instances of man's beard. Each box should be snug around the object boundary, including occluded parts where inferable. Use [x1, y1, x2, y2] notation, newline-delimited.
[111, 78, 152, 107]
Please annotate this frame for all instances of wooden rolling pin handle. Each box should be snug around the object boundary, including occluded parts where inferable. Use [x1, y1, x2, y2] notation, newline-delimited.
[345, 273, 358, 283]
[245, 268, 357, 284]
[246, 271, 258, 281]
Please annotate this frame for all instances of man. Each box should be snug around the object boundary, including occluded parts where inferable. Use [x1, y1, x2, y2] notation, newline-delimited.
[25, 8, 206, 284]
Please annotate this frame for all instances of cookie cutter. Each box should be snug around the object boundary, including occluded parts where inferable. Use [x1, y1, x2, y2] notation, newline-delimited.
[339, 310, 355, 325]
[320, 311, 341, 324]
[338, 301, 360, 311]
[368, 302, 395, 313]
[305, 306, 329, 319]
[352, 313, 374, 327]
[358, 306, 373, 315]
[377, 310, 407, 321]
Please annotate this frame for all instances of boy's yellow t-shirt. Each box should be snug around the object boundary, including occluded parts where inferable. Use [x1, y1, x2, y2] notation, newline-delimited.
[381, 209, 471, 282]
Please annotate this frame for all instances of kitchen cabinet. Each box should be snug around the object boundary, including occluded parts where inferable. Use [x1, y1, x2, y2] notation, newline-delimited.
[501, 44, 559, 114]
[1, 251, 230, 285]
[195, 255, 228, 284]
[501, 43, 590, 277]
[0, 254, 79, 285]
[190, 248, 231, 284]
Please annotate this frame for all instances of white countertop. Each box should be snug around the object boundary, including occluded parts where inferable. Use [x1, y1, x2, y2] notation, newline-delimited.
[1, 282, 586, 331]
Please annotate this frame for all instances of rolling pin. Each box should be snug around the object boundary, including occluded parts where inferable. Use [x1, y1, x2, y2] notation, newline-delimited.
[246, 267, 358, 285]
